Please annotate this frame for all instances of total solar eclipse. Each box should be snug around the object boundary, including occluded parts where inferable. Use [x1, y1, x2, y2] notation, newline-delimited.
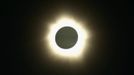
[55, 27, 78, 49]
[46, 17, 89, 58]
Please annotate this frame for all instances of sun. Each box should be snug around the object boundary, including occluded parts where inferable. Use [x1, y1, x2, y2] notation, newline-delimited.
[46, 17, 89, 59]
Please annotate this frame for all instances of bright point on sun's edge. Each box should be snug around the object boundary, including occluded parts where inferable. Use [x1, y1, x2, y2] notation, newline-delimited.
[46, 16, 89, 59]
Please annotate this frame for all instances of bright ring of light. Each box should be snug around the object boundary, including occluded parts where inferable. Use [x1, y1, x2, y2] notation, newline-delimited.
[46, 17, 88, 58]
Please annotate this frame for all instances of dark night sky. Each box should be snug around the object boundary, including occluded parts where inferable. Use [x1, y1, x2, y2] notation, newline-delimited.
[3, 0, 128, 75]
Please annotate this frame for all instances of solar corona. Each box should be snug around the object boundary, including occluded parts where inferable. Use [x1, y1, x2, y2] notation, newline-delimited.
[46, 17, 89, 59]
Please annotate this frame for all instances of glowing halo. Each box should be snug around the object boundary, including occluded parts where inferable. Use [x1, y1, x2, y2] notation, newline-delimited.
[46, 17, 89, 59]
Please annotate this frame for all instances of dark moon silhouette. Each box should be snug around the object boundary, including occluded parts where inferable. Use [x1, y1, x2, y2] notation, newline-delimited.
[55, 27, 78, 49]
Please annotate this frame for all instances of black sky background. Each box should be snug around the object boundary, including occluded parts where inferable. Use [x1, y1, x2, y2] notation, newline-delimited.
[3, 0, 128, 75]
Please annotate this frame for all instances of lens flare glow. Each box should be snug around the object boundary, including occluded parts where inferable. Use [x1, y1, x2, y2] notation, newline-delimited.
[46, 17, 89, 59]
